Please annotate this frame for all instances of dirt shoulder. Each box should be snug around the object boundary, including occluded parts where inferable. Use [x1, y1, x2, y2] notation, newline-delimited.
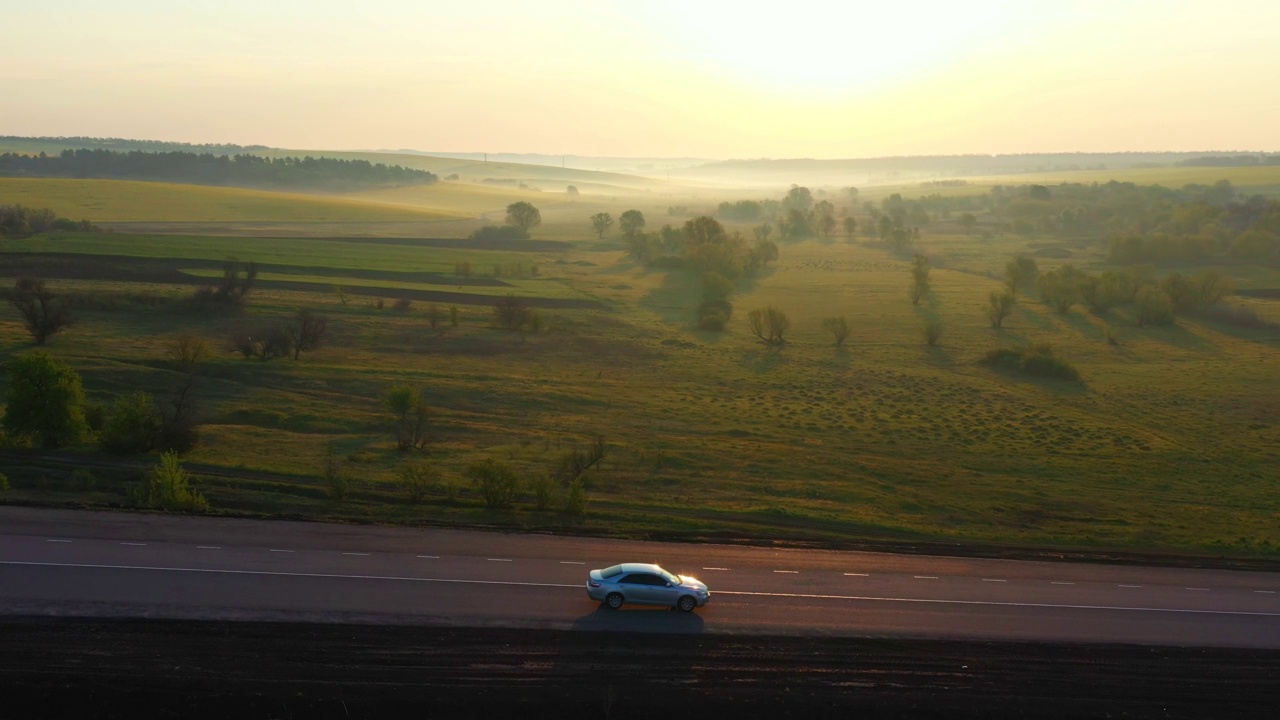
[1, 619, 1274, 719]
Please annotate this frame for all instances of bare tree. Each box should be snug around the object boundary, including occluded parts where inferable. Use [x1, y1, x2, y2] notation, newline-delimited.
[747, 306, 790, 346]
[8, 277, 70, 344]
[167, 333, 209, 371]
[986, 290, 1016, 329]
[821, 316, 850, 347]
[493, 294, 529, 331]
[284, 309, 328, 360]
[909, 254, 931, 306]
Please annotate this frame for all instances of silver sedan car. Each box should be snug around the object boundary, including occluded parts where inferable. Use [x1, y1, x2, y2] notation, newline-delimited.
[586, 563, 710, 612]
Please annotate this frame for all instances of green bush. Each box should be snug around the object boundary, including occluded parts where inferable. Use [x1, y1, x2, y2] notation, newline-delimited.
[696, 299, 732, 332]
[980, 344, 1080, 381]
[529, 473, 558, 511]
[100, 392, 162, 454]
[142, 451, 208, 511]
[1136, 287, 1175, 326]
[466, 458, 521, 509]
[401, 461, 443, 504]
[0, 473, 10, 491]
[2, 352, 90, 449]
[564, 477, 587, 516]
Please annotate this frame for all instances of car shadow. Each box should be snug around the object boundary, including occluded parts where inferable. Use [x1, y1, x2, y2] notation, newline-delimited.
[569, 603, 707, 634]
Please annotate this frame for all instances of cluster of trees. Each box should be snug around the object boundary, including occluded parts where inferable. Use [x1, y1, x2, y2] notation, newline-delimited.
[0, 204, 99, 237]
[227, 309, 328, 361]
[470, 201, 541, 241]
[2, 344, 202, 455]
[621, 214, 779, 331]
[0, 149, 437, 192]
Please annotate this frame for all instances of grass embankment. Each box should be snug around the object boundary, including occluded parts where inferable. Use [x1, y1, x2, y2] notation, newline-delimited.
[2, 221, 1278, 559]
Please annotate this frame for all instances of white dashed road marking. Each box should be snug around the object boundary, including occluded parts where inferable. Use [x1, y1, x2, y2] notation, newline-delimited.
[915, 576, 938, 580]
[269, 549, 295, 554]
[1051, 582, 1075, 585]
[46, 539, 71, 543]
[559, 561, 585, 565]
[844, 573, 869, 577]
[197, 546, 221, 550]
[487, 558, 512, 562]
[1185, 587, 1209, 591]
[1256, 590, 1276, 595]
[120, 543, 147, 547]
[702, 567, 729, 571]
[1118, 584, 1142, 588]
[774, 570, 798, 574]
[982, 579, 1006, 583]
[417, 555, 438, 559]
[342, 553, 370, 557]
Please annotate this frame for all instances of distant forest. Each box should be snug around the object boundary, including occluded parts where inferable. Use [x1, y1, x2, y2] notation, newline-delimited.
[0, 149, 437, 192]
[1176, 155, 1280, 167]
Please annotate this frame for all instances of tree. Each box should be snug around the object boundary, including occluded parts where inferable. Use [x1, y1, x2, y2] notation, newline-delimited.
[215, 257, 257, 305]
[505, 201, 541, 234]
[822, 316, 850, 347]
[142, 451, 208, 511]
[1039, 266, 1084, 314]
[8, 277, 70, 345]
[782, 185, 813, 214]
[100, 392, 162, 454]
[529, 473, 558, 511]
[589, 212, 614, 239]
[909, 254, 931, 306]
[2, 352, 89, 449]
[1004, 255, 1038, 297]
[401, 461, 443, 504]
[493, 294, 529, 331]
[284, 309, 327, 360]
[466, 458, 521, 509]
[986, 290, 1016, 329]
[842, 216, 857, 242]
[753, 223, 773, 243]
[619, 209, 646, 236]
[322, 441, 352, 501]
[384, 384, 429, 451]
[167, 333, 209, 371]
[566, 185, 579, 197]
[958, 213, 978, 234]
[813, 200, 836, 238]
[1136, 287, 1175, 326]
[747, 306, 790, 346]
[920, 313, 944, 346]
[563, 477, 587, 516]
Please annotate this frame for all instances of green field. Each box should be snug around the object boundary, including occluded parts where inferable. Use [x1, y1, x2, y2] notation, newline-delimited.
[1, 169, 1278, 560]
[0, 178, 464, 224]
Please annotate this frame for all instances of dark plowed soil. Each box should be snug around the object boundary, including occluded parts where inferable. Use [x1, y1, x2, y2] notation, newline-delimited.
[1, 619, 1275, 719]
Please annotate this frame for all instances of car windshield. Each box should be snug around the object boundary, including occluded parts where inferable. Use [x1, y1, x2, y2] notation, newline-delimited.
[659, 569, 680, 585]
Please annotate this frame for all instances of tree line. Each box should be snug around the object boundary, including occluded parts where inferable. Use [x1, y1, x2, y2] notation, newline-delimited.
[0, 149, 438, 192]
[0, 203, 99, 237]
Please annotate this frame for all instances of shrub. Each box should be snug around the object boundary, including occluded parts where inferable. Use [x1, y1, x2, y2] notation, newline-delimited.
[529, 473, 559, 511]
[985, 290, 1015, 328]
[100, 392, 162, 454]
[466, 459, 521, 509]
[696, 299, 732, 331]
[1136, 287, 1175, 326]
[493, 294, 529, 331]
[564, 477, 587, 516]
[142, 451, 209, 511]
[449, 306, 460, 326]
[0, 473, 8, 491]
[393, 297, 412, 313]
[980, 344, 1080, 381]
[401, 461, 443, 504]
[821, 316, 850, 346]
[1198, 303, 1278, 330]
[469, 224, 528, 241]
[384, 384, 429, 451]
[323, 442, 352, 502]
[701, 271, 734, 302]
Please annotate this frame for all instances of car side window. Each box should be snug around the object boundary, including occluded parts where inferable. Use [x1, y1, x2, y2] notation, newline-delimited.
[619, 574, 645, 584]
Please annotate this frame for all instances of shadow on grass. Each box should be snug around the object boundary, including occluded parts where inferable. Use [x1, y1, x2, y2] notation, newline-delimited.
[738, 346, 787, 374]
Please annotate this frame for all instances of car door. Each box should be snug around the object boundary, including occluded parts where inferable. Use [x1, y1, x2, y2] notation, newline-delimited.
[619, 573, 661, 605]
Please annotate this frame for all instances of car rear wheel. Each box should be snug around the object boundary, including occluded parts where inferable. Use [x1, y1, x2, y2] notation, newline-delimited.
[677, 595, 696, 612]
[605, 593, 624, 609]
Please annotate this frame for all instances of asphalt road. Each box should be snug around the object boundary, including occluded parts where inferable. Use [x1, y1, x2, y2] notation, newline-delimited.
[2, 507, 1279, 647]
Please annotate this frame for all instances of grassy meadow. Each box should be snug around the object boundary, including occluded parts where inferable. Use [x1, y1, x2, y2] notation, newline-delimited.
[2, 166, 1279, 560]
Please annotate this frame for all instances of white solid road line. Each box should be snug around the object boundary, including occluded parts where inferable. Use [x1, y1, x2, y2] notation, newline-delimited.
[5, 560, 1279, 618]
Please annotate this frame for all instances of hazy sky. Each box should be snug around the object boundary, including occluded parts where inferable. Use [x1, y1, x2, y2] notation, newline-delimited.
[3, 1, 1277, 158]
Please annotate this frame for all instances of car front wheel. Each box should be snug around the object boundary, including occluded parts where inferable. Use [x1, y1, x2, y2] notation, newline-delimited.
[677, 595, 696, 612]
[605, 593, 624, 609]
